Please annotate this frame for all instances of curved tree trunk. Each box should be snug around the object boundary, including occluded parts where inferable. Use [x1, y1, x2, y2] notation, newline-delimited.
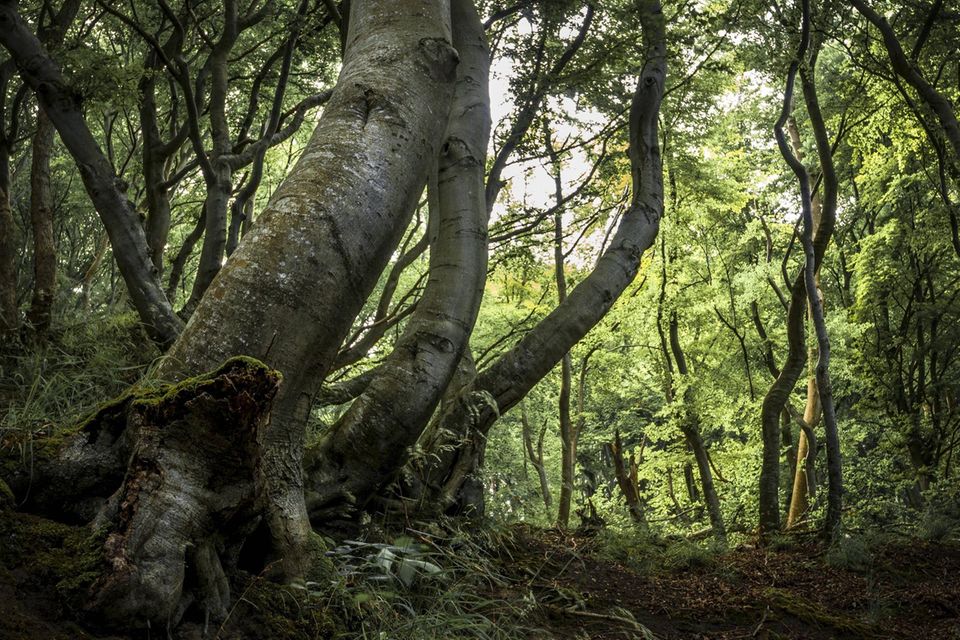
[410, 0, 666, 513]
[770, 8, 840, 539]
[304, 0, 490, 519]
[157, 0, 457, 581]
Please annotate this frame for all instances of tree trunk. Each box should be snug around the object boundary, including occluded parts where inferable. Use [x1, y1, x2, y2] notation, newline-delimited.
[521, 400, 552, 512]
[0, 181, 17, 342]
[798, 34, 841, 540]
[669, 315, 726, 541]
[303, 0, 489, 520]
[0, 0, 182, 347]
[409, 0, 666, 512]
[547, 124, 576, 529]
[157, 0, 457, 582]
[26, 108, 56, 335]
[786, 326, 821, 528]
[611, 430, 645, 524]
[80, 359, 280, 630]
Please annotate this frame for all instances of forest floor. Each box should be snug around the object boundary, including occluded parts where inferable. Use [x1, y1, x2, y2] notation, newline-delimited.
[499, 525, 960, 640]
[1, 510, 958, 640]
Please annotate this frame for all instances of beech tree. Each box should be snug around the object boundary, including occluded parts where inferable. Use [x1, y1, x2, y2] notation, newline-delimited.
[4, 0, 960, 636]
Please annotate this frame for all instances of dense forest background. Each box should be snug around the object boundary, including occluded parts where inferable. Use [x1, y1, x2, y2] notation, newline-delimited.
[0, 0, 959, 638]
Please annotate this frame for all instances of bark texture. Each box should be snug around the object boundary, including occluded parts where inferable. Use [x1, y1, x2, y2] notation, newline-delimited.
[83, 358, 281, 630]
[0, 184, 17, 341]
[304, 0, 490, 519]
[412, 0, 666, 512]
[26, 108, 55, 335]
[157, 0, 458, 579]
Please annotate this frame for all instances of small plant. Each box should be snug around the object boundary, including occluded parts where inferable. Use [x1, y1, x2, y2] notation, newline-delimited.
[918, 511, 958, 542]
[826, 533, 874, 573]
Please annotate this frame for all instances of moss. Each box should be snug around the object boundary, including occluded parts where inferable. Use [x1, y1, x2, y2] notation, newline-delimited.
[71, 355, 281, 430]
[764, 587, 882, 638]
[306, 531, 337, 585]
[0, 511, 106, 612]
[0, 478, 13, 508]
[221, 577, 342, 640]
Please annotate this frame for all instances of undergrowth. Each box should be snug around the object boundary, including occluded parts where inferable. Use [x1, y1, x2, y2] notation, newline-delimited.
[311, 523, 539, 639]
[1, 312, 155, 436]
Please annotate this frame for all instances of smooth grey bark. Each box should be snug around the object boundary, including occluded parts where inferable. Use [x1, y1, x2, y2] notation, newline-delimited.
[0, 0, 183, 347]
[157, 0, 457, 580]
[413, 0, 666, 512]
[303, 0, 490, 519]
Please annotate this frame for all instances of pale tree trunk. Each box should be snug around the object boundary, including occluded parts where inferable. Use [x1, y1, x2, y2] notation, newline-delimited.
[26, 108, 55, 335]
[3, 2, 458, 627]
[157, 0, 457, 581]
[303, 0, 489, 519]
[774, 7, 840, 538]
[411, 0, 666, 513]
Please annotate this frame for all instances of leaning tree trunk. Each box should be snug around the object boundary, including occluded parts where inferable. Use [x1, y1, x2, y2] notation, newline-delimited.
[0, 1, 181, 345]
[0, 0, 182, 347]
[155, 0, 457, 582]
[410, 0, 667, 514]
[304, 0, 490, 520]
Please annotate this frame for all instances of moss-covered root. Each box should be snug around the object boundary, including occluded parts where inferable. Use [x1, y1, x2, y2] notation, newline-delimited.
[764, 588, 882, 638]
[83, 357, 281, 631]
[2, 356, 282, 524]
